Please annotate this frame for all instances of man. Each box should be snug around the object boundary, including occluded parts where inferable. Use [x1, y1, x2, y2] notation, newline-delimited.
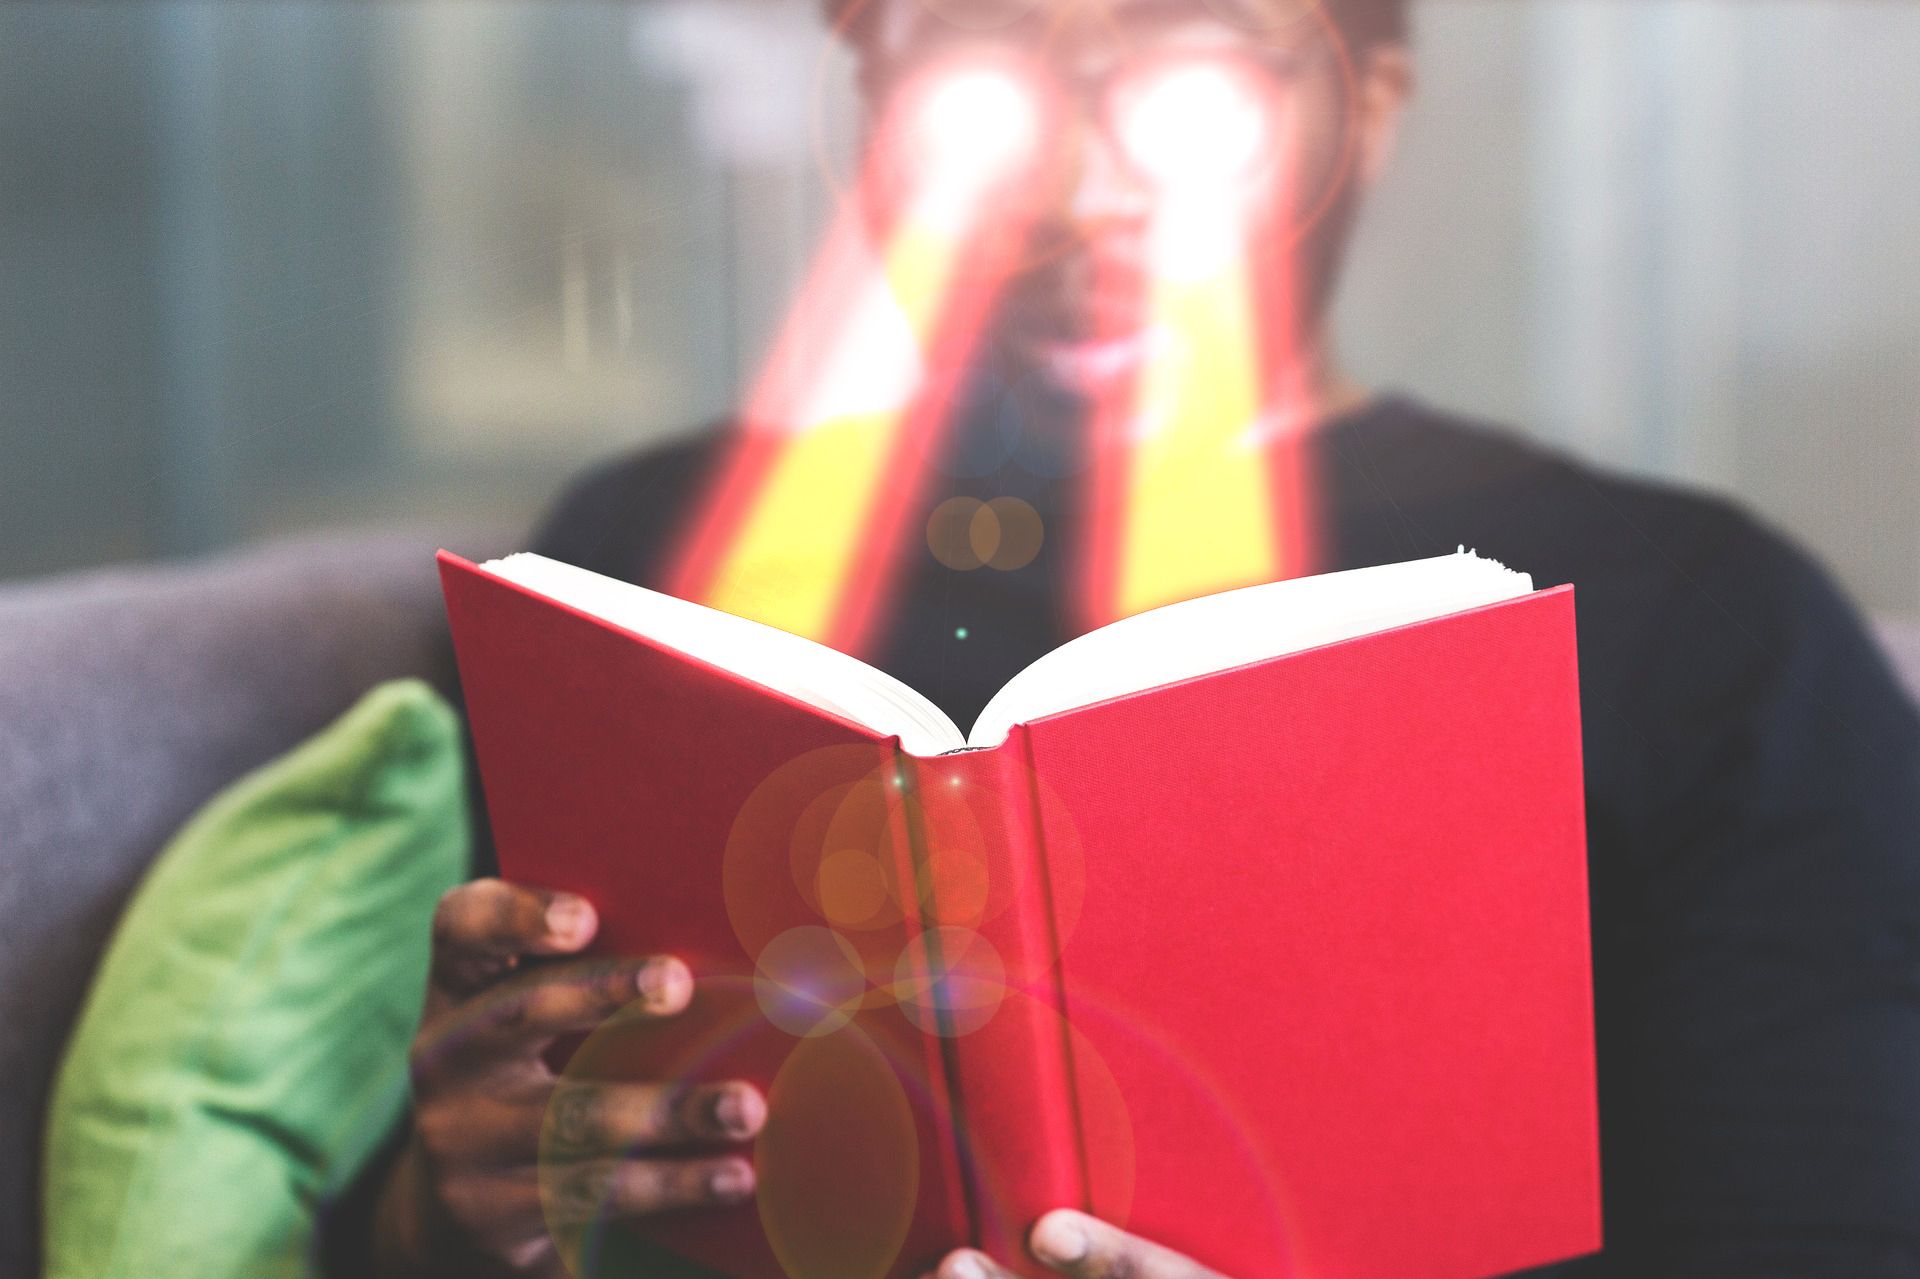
[362, 0, 1920, 1274]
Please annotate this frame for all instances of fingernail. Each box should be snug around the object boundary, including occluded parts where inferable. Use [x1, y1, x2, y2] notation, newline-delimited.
[1031, 1212, 1089, 1264]
[709, 1162, 755, 1201]
[545, 895, 594, 943]
[711, 1085, 766, 1138]
[947, 1253, 989, 1279]
[636, 958, 690, 1009]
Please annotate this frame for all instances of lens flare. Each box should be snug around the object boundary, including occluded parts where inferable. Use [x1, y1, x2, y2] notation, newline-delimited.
[757, 1024, 923, 1279]
[926, 495, 989, 570]
[952, 989, 1139, 1264]
[540, 974, 947, 1279]
[725, 746, 920, 992]
[978, 496, 1045, 569]
[755, 925, 871, 1038]
[539, 976, 787, 1278]
[815, 846, 892, 928]
[1045, 988, 1303, 1274]
[925, 494, 1044, 571]
[892, 925, 1008, 1037]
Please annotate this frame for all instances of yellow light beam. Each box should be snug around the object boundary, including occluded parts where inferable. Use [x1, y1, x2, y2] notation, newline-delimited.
[702, 197, 975, 641]
[1115, 203, 1275, 620]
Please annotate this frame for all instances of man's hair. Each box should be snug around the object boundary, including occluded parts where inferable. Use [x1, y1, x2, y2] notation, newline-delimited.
[823, 0, 1410, 51]
[1318, 0, 1410, 47]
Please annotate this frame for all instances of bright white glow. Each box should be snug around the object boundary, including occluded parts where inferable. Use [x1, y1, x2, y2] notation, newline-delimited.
[913, 67, 1039, 180]
[789, 271, 924, 427]
[1119, 63, 1267, 186]
[1148, 190, 1243, 282]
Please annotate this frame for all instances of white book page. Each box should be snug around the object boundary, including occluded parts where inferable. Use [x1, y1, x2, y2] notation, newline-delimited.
[481, 555, 968, 756]
[481, 549, 1532, 759]
[966, 550, 1533, 746]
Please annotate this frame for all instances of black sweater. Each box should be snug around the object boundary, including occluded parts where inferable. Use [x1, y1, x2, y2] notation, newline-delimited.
[508, 391, 1920, 1275]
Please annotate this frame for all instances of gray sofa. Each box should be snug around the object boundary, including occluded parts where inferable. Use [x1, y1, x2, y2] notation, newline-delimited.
[0, 527, 503, 1277]
[1, 534, 1916, 1275]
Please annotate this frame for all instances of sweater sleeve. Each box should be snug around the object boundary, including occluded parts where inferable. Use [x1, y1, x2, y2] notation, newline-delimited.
[1553, 520, 1920, 1277]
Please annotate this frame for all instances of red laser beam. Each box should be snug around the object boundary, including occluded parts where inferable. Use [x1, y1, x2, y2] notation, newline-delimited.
[1077, 61, 1320, 631]
[666, 57, 1049, 654]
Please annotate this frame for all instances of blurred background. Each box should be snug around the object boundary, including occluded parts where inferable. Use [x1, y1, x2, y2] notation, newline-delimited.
[3, 0, 1916, 614]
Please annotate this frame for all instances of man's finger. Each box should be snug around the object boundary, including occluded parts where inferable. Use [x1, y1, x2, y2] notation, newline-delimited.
[432, 879, 598, 989]
[414, 1090, 549, 1165]
[928, 1248, 1021, 1279]
[542, 1155, 756, 1224]
[544, 1079, 768, 1157]
[416, 955, 693, 1081]
[1029, 1210, 1226, 1279]
[468, 955, 693, 1050]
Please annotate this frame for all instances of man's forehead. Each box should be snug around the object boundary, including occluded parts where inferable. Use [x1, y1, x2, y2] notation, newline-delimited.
[857, 0, 1325, 50]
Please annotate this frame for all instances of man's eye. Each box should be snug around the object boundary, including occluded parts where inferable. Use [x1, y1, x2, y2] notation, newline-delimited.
[1110, 56, 1281, 185]
[909, 66, 1044, 174]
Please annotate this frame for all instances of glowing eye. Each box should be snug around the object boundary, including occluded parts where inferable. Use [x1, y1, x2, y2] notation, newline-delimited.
[1117, 62, 1270, 186]
[909, 66, 1041, 180]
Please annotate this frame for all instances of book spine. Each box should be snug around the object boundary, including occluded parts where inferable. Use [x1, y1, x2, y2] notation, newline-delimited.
[905, 731, 1084, 1269]
[878, 749, 978, 1276]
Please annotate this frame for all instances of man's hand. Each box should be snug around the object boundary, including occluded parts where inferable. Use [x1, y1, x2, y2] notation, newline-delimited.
[372, 878, 767, 1278]
[923, 1211, 1228, 1279]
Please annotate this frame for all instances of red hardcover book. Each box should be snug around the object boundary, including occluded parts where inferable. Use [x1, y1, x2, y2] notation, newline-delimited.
[439, 548, 1600, 1279]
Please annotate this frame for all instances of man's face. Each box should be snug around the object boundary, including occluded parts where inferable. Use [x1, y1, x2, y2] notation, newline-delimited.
[853, 0, 1407, 394]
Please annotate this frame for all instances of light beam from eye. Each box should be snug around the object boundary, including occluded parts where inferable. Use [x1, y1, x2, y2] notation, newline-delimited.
[665, 60, 1045, 653]
[1079, 91, 1319, 629]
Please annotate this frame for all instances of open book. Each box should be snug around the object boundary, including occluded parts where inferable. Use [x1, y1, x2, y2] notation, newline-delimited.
[440, 549, 1601, 1279]
[478, 549, 1540, 755]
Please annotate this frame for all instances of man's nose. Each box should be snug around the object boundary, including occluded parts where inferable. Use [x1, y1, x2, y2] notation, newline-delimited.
[1045, 110, 1155, 235]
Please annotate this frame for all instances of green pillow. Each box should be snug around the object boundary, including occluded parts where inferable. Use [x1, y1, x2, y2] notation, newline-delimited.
[43, 679, 470, 1279]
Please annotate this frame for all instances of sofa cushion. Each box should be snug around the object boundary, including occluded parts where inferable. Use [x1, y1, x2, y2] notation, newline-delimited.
[0, 527, 499, 1275]
[41, 679, 468, 1279]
